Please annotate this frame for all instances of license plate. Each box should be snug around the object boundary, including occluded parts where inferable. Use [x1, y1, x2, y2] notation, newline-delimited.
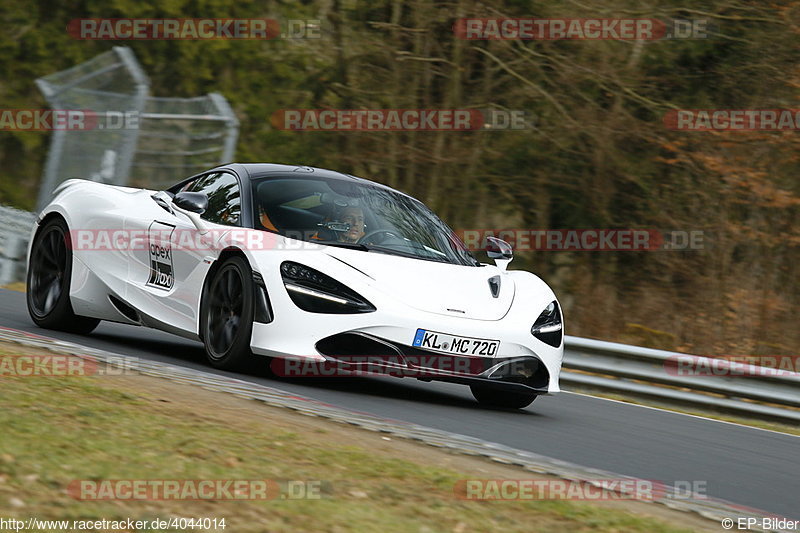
[412, 329, 499, 357]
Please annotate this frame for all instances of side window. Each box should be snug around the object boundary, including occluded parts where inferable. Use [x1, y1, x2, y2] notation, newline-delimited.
[184, 172, 241, 226]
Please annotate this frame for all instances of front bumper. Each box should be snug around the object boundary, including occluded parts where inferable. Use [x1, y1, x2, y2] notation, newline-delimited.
[313, 331, 551, 394]
[250, 306, 562, 393]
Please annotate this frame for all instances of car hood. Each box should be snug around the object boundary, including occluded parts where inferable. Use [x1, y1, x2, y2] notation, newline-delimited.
[323, 247, 515, 320]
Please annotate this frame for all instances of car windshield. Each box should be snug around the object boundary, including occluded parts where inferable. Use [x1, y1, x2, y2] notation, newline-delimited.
[252, 175, 477, 266]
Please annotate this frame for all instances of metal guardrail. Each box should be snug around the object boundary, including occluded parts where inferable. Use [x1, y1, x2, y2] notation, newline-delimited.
[562, 335, 800, 424]
[0, 205, 36, 285]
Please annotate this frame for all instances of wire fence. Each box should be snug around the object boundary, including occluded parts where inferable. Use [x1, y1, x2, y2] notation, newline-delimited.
[0, 46, 241, 284]
[130, 93, 239, 190]
[35, 46, 238, 211]
[35, 47, 148, 211]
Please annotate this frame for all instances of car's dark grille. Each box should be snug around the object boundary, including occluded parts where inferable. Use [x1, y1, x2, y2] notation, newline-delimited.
[315, 332, 550, 390]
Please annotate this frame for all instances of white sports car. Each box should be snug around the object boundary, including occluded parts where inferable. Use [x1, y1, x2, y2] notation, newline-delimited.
[27, 163, 563, 408]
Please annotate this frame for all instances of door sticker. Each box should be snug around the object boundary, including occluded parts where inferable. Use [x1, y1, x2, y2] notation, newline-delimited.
[146, 221, 175, 291]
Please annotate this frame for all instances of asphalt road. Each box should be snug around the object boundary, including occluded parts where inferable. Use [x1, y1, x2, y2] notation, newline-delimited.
[1, 288, 797, 519]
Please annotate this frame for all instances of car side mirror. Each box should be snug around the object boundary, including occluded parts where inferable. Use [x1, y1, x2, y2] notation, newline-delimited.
[170, 191, 209, 234]
[173, 191, 208, 214]
[486, 236, 513, 271]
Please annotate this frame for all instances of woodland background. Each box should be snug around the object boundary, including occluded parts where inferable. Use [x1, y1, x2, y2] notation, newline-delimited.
[1, 0, 798, 356]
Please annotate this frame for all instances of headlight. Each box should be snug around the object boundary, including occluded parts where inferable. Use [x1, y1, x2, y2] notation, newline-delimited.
[531, 301, 562, 347]
[281, 261, 375, 314]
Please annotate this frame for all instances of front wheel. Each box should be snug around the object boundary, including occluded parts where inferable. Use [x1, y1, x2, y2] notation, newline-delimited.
[470, 384, 537, 409]
[202, 256, 256, 371]
[26, 217, 100, 334]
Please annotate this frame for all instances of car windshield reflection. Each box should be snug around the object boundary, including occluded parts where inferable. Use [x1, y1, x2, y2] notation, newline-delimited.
[252, 176, 476, 266]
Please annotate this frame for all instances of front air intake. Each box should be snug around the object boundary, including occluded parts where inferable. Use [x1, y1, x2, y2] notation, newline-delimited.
[487, 357, 550, 389]
[316, 332, 403, 359]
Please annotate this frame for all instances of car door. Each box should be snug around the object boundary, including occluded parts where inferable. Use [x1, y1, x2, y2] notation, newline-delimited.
[124, 171, 243, 337]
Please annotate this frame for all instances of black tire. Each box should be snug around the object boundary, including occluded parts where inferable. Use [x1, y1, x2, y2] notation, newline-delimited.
[201, 256, 256, 371]
[470, 384, 537, 409]
[26, 217, 100, 334]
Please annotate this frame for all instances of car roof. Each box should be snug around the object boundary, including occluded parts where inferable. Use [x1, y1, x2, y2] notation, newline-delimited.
[212, 163, 407, 197]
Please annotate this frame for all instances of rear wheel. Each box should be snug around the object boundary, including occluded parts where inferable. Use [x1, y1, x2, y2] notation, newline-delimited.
[26, 217, 100, 334]
[470, 384, 537, 409]
[202, 256, 255, 371]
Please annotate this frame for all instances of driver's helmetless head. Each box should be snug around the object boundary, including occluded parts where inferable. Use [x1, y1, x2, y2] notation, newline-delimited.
[338, 206, 365, 243]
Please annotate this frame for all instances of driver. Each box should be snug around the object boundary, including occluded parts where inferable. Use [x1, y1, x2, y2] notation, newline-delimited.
[337, 206, 366, 243]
